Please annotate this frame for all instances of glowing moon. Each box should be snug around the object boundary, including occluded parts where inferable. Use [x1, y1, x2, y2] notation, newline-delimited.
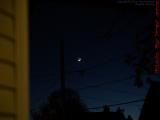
[77, 57, 82, 62]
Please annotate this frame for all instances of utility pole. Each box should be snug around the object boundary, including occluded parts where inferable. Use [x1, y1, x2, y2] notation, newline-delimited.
[60, 39, 65, 96]
[59, 38, 66, 119]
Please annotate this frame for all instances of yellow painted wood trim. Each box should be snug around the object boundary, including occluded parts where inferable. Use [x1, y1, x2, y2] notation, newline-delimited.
[14, 0, 29, 120]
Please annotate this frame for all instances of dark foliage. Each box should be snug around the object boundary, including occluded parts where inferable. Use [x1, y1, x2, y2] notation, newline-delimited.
[124, 21, 155, 88]
[32, 88, 88, 120]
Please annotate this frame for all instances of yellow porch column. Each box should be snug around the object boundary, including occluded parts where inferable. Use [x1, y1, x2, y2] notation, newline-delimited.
[0, 0, 29, 120]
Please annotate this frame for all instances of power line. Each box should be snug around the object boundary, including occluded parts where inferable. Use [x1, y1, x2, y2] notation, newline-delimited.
[80, 86, 146, 100]
[77, 75, 134, 90]
[88, 98, 144, 110]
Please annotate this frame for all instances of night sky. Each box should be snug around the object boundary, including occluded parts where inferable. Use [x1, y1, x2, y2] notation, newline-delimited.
[29, 1, 155, 120]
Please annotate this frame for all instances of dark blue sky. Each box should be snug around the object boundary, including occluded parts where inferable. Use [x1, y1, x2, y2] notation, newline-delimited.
[30, 1, 154, 120]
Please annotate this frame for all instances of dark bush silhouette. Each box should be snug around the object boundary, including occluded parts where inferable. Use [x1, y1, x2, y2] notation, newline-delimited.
[102, 105, 110, 113]
[127, 115, 133, 120]
[32, 88, 88, 120]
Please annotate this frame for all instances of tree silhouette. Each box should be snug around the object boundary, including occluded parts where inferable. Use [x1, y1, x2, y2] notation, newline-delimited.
[124, 21, 155, 88]
[102, 105, 110, 113]
[32, 88, 88, 120]
[127, 115, 133, 120]
[115, 107, 126, 120]
[101, 106, 133, 120]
